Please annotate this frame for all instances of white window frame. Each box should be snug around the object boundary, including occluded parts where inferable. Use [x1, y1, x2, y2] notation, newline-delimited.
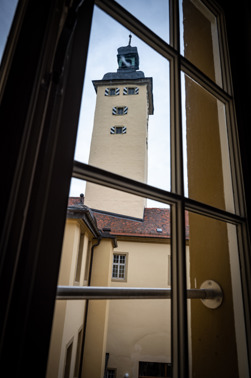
[112, 253, 127, 281]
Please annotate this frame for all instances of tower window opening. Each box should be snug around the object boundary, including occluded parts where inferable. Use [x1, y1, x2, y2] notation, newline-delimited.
[112, 106, 128, 115]
[128, 87, 136, 95]
[110, 126, 127, 135]
[105, 88, 120, 96]
[123, 87, 139, 95]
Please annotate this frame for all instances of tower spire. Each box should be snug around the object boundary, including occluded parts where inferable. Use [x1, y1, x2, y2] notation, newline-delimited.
[128, 34, 132, 46]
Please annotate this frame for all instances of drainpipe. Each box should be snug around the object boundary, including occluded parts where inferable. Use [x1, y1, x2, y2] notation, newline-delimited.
[78, 236, 101, 378]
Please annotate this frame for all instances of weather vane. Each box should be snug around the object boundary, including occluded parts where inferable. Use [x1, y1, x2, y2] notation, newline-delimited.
[128, 34, 132, 46]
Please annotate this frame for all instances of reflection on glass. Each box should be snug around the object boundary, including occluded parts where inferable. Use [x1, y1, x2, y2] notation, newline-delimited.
[47, 186, 172, 377]
[186, 212, 248, 378]
[179, 0, 222, 86]
[73, 5, 170, 194]
[116, 0, 170, 43]
[181, 73, 235, 212]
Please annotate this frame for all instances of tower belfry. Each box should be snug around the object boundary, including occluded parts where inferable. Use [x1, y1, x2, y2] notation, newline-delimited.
[85, 39, 153, 218]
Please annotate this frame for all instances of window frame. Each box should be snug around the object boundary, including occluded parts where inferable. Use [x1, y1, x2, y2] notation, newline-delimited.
[1, 0, 251, 377]
[112, 253, 128, 281]
[70, 0, 251, 376]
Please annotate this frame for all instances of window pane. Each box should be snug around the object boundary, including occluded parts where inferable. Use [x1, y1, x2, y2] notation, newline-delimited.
[74, 6, 170, 193]
[116, 0, 170, 44]
[182, 73, 235, 212]
[119, 255, 125, 264]
[106, 300, 171, 378]
[180, 0, 223, 86]
[186, 212, 249, 377]
[113, 266, 118, 278]
[47, 186, 171, 377]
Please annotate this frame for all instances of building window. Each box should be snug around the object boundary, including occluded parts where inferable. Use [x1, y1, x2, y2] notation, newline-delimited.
[123, 87, 139, 95]
[105, 88, 120, 96]
[64, 340, 73, 378]
[74, 232, 84, 284]
[110, 126, 127, 134]
[112, 254, 127, 280]
[74, 328, 83, 378]
[138, 361, 172, 377]
[112, 106, 128, 115]
[107, 369, 116, 378]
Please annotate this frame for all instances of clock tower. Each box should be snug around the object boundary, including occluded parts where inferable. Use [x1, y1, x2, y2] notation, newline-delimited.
[85, 38, 153, 218]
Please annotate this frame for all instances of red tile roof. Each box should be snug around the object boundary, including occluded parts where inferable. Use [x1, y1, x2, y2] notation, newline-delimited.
[68, 197, 189, 239]
[93, 208, 171, 238]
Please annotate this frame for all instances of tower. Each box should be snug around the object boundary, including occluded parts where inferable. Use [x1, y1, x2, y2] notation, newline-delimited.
[85, 37, 153, 218]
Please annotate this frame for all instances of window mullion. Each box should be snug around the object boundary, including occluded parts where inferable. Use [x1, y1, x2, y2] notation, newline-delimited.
[170, 1, 189, 377]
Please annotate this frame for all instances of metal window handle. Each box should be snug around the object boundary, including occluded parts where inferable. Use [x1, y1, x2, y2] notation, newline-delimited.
[57, 280, 223, 309]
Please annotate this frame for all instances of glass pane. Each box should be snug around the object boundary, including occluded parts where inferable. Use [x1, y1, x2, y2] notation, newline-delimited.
[106, 300, 171, 378]
[116, 0, 170, 43]
[74, 6, 171, 193]
[182, 73, 235, 212]
[186, 212, 249, 378]
[180, 0, 223, 87]
[0, 0, 19, 63]
[47, 183, 172, 377]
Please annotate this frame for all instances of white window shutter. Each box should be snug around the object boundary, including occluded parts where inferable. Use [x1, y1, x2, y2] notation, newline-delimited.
[104, 88, 109, 96]
[123, 87, 128, 95]
[124, 106, 128, 114]
[115, 88, 120, 95]
[112, 107, 117, 115]
[110, 127, 115, 134]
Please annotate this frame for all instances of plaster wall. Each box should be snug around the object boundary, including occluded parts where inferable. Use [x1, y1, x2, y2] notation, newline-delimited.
[106, 240, 171, 378]
[47, 220, 91, 378]
[85, 83, 150, 218]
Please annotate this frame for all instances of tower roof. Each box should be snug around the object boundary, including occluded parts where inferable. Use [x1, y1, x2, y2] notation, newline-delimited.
[102, 36, 146, 80]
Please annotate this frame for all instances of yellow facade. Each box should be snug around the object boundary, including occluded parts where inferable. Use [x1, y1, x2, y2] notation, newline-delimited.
[47, 219, 93, 378]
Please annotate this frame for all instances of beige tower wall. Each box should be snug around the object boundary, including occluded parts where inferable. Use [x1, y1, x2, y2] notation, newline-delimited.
[85, 82, 151, 219]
